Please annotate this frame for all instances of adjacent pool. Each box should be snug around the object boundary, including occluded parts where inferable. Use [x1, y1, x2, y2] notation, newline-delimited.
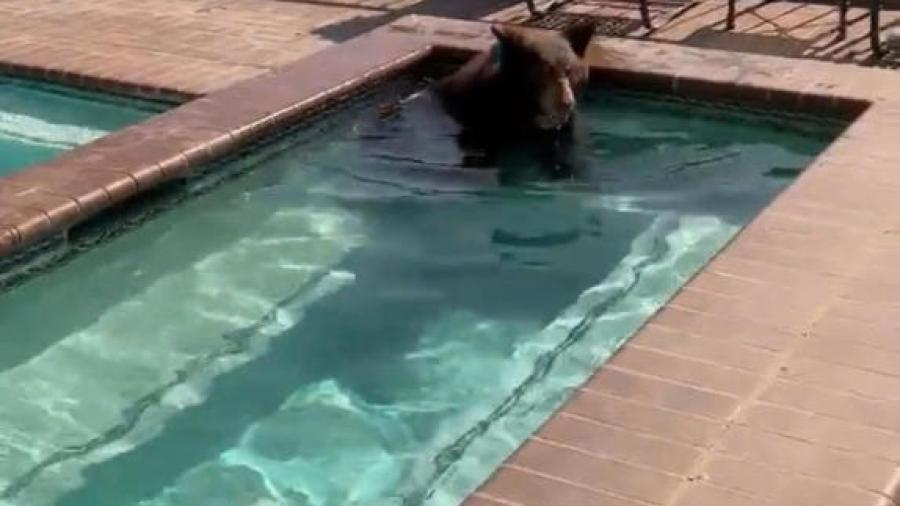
[0, 80, 843, 506]
[0, 77, 169, 175]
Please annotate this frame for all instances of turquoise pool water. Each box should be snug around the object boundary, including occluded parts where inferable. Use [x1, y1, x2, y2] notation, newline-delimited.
[0, 83, 841, 506]
[0, 77, 168, 175]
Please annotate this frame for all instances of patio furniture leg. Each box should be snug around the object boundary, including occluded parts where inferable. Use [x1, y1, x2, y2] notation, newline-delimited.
[640, 0, 653, 29]
[525, 0, 567, 18]
[838, 0, 848, 40]
[726, 0, 736, 30]
[871, 0, 883, 56]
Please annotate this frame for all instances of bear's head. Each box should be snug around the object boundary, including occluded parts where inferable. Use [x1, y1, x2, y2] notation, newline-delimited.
[490, 21, 594, 130]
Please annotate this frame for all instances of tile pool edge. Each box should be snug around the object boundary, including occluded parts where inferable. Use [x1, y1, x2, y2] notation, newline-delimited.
[0, 62, 196, 105]
[3, 16, 900, 506]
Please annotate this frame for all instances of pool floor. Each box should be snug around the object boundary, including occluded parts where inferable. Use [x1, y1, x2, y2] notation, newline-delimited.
[0, 77, 169, 176]
[0, 84, 840, 506]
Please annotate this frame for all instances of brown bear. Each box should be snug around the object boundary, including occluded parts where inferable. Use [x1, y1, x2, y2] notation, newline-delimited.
[429, 21, 595, 177]
[355, 22, 596, 185]
[434, 21, 595, 140]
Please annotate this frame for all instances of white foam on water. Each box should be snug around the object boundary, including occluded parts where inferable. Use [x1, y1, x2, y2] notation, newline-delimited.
[0, 111, 108, 149]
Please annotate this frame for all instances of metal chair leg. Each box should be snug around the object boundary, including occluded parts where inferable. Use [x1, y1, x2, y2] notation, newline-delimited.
[838, 0, 848, 40]
[640, 0, 653, 29]
[871, 0, 883, 57]
[726, 0, 736, 30]
[525, 0, 568, 18]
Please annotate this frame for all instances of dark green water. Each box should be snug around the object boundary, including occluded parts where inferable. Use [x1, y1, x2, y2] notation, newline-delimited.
[0, 83, 841, 506]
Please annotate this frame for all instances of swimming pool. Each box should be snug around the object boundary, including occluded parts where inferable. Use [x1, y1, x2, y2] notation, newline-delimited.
[0, 82, 842, 506]
[0, 77, 169, 175]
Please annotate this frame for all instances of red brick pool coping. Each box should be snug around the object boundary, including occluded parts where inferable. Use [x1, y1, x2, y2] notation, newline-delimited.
[4, 14, 900, 506]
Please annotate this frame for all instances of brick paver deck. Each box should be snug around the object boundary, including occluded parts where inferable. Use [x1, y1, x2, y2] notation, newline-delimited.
[0, 0, 380, 95]
[2, 2, 900, 506]
[4, 0, 900, 97]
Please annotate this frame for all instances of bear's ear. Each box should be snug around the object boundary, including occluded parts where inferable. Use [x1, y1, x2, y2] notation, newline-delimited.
[490, 24, 530, 65]
[491, 24, 525, 51]
[563, 21, 594, 57]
